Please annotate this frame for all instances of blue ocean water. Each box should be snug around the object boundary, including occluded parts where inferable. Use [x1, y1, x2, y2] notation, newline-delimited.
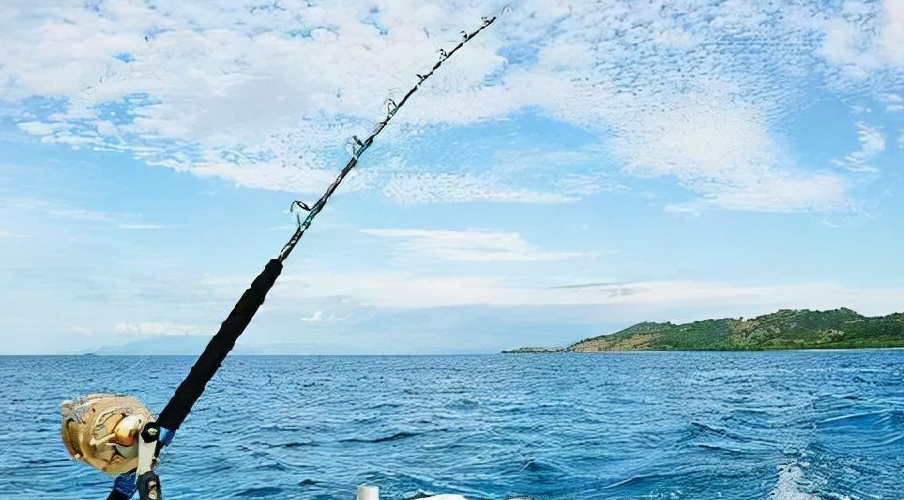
[1, 351, 902, 500]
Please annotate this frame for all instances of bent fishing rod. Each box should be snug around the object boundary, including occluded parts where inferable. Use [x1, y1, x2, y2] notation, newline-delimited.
[60, 15, 497, 500]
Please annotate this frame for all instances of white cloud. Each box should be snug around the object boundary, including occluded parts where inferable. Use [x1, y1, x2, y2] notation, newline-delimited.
[381, 171, 574, 204]
[0, 229, 25, 238]
[17, 121, 57, 136]
[833, 122, 885, 173]
[300, 311, 323, 322]
[0, 1, 506, 188]
[881, 0, 904, 65]
[374, 144, 623, 205]
[817, 16, 881, 77]
[2, 0, 897, 211]
[114, 321, 205, 336]
[6, 196, 170, 229]
[703, 172, 848, 213]
[857, 123, 887, 154]
[48, 207, 117, 222]
[273, 268, 904, 316]
[192, 159, 362, 195]
[617, 94, 773, 181]
[810, 0, 904, 74]
[296, 310, 348, 322]
[611, 87, 848, 212]
[4, 197, 119, 222]
[664, 202, 705, 218]
[361, 228, 581, 261]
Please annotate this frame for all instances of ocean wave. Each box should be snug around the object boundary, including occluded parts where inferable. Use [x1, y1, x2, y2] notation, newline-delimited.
[6, 351, 904, 500]
[341, 430, 423, 444]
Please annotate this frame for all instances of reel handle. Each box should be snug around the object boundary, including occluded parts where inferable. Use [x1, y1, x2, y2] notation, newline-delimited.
[137, 471, 162, 500]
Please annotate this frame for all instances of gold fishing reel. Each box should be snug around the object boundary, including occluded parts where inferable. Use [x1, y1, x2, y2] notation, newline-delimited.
[61, 393, 153, 475]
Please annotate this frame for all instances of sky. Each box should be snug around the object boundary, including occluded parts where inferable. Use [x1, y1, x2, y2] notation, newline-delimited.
[1, 0, 903, 355]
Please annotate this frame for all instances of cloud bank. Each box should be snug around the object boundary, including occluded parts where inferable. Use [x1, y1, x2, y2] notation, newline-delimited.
[2, 0, 902, 211]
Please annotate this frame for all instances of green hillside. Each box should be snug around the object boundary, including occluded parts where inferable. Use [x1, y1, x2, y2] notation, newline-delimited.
[504, 308, 904, 353]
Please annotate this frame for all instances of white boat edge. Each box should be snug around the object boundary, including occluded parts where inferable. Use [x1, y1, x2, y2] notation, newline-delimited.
[357, 485, 532, 500]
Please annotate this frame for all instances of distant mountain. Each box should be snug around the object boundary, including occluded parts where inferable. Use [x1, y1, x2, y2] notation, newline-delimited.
[95, 336, 259, 355]
[504, 308, 904, 352]
[95, 336, 212, 355]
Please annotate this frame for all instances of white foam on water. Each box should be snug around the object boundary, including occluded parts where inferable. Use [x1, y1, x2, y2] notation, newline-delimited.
[769, 463, 820, 500]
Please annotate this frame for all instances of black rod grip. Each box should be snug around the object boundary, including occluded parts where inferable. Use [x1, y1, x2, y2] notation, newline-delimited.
[156, 259, 283, 431]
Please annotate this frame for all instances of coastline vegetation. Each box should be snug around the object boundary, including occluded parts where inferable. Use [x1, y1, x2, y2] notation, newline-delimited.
[503, 308, 904, 353]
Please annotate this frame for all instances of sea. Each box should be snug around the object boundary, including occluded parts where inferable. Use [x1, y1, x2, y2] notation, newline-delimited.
[1, 351, 902, 500]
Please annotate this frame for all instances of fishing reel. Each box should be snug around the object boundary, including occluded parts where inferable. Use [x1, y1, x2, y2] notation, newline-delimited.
[61, 394, 153, 474]
[62, 394, 166, 499]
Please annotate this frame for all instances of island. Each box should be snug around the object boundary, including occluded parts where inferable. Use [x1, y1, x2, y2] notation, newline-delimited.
[503, 308, 904, 352]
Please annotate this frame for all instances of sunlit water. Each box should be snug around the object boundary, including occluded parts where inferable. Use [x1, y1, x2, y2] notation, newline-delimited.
[1, 351, 902, 500]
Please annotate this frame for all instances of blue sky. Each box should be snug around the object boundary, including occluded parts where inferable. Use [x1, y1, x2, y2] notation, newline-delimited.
[1, 0, 903, 354]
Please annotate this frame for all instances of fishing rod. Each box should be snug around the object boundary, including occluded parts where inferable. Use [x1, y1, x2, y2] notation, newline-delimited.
[60, 15, 497, 500]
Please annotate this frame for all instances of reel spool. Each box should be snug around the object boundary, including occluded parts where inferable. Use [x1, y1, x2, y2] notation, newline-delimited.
[61, 393, 153, 475]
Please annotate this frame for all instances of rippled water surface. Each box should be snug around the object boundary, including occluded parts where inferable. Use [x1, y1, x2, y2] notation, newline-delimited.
[1, 352, 903, 500]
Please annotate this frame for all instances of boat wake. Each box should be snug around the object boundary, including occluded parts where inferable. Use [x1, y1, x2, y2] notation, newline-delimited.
[769, 463, 820, 500]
